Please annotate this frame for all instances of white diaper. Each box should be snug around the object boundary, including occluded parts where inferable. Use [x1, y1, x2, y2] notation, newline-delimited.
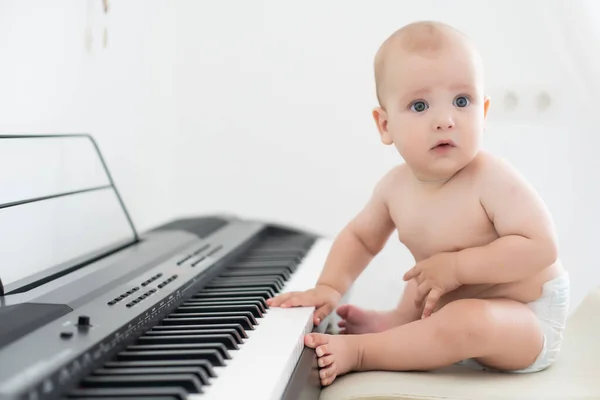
[456, 272, 570, 373]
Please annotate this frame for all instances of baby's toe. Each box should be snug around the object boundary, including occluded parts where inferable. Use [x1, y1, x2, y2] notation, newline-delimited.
[304, 333, 329, 349]
[319, 364, 336, 380]
[318, 354, 334, 368]
[319, 364, 337, 386]
[316, 344, 330, 357]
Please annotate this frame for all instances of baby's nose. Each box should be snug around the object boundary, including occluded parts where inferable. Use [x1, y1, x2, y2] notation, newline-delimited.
[436, 122, 454, 130]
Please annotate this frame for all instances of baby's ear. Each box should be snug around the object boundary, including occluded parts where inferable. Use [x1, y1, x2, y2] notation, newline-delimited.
[372, 107, 393, 145]
[483, 96, 491, 119]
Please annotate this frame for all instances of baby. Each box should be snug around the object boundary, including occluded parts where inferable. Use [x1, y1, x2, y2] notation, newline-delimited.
[267, 20, 571, 386]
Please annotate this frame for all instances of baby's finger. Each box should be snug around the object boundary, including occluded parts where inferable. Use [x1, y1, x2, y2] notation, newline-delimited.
[414, 281, 430, 306]
[314, 303, 334, 325]
[422, 288, 443, 318]
[268, 291, 299, 307]
[403, 266, 419, 281]
[281, 293, 312, 308]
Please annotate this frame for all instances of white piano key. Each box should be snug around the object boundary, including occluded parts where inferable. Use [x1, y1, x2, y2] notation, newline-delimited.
[192, 238, 332, 400]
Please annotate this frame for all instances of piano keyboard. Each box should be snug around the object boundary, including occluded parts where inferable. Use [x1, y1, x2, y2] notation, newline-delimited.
[64, 231, 332, 400]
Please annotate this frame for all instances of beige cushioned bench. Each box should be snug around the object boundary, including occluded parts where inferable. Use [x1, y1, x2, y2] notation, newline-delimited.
[320, 287, 600, 400]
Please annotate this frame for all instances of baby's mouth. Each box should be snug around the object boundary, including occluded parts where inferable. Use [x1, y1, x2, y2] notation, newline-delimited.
[431, 140, 456, 150]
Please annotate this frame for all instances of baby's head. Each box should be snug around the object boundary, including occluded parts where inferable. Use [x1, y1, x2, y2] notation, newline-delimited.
[372, 21, 490, 182]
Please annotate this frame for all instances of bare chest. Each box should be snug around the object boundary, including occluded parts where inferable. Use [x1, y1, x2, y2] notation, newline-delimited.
[389, 186, 497, 261]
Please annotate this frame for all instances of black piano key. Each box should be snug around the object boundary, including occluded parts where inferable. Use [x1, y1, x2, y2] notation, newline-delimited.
[209, 277, 285, 292]
[200, 286, 276, 297]
[220, 273, 289, 286]
[192, 290, 273, 301]
[185, 294, 269, 304]
[116, 349, 225, 367]
[219, 275, 289, 287]
[220, 268, 292, 280]
[183, 297, 267, 312]
[80, 374, 203, 394]
[149, 324, 247, 339]
[206, 280, 282, 292]
[126, 343, 230, 360]
[93, 367, 210, 386]
[138, 333, 239, 350]
[210, 273, 285, 285]
[103, 360, 216, 378]
[230, 261, 296, 273]
[161, 315, 255, 330]
[176, 304, 263, 318]
[167, 312, 257, 328]
[213, 273, 287, 283]
[67, 387, 187, 399]
[238, 263, 296, 271]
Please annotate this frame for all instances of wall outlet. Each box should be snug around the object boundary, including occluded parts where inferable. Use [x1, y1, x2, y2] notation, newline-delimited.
[487, 84, 559, 123]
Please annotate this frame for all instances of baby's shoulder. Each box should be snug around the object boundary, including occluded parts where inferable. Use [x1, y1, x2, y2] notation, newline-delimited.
[470, 151, 521, 181]
[371, 164, 409, 199]
[377, 164, 410, 187]
[469, 151, 530, 193]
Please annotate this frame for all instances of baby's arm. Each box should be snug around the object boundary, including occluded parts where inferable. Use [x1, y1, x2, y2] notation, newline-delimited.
[268, 167, 398, 323]
[456, 157, 559, 285]
[316, 168, 398, 296]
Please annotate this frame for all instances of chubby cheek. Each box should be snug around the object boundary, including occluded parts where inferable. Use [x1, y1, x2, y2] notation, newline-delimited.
[393, 137, 427, 164]
[458, 119, 484, 146]
[386, 123, 425, 154]
[387, 115, 420, 140]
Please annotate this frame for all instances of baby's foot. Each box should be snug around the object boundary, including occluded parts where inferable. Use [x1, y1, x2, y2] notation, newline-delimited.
[336, 304, 404, 334]
[304, 332, 363, 386]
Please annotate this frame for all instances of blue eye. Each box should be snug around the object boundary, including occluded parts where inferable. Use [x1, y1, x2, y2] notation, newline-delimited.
[454, 96, 469, 107]
[410, 101, 428, 112]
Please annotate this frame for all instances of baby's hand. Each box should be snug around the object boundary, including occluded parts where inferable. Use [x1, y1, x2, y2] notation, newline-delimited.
[403, 252, 462, 318]
[267, 284, 342, 326]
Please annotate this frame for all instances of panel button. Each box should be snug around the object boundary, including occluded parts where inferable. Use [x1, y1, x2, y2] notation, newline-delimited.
[60, 331, 73, 339]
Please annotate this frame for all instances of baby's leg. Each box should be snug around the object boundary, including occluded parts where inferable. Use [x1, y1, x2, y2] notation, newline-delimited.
[336, 278, 423, 334]
[307, 297, 544, 386]
[392, 276, 424, 322]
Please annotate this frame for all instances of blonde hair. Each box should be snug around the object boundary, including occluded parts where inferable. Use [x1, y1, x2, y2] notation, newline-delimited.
[374, 21, 471, 107]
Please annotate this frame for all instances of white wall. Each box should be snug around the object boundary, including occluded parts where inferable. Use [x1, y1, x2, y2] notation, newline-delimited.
[1, 0, 598, 314]
[0, 0, 178, 231]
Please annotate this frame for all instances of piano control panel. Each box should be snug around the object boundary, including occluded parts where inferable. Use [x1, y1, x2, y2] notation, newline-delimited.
[105, 241, 224, 310]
